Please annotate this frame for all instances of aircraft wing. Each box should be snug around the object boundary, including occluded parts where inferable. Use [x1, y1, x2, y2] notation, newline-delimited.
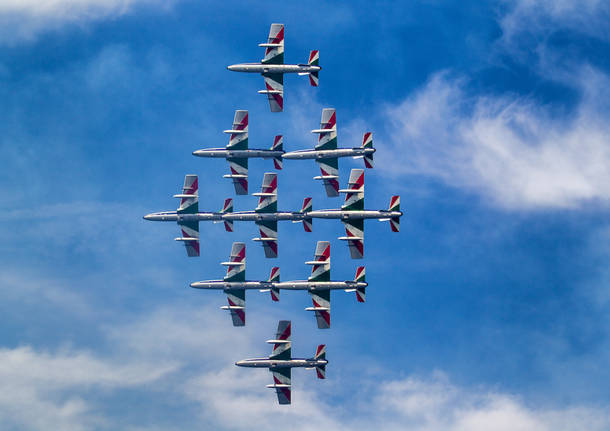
[224, 288, 245, 326]
[341, 219, 364, 259]
[175, 174, 200, 256]
[315, 158, 339, 197]
[227, 158, 248, 195]
[177, 221, 200, 257]
[309, 290, 331, 329]
[312, 108, 339, 196]
[262, 73, 284, 112]
[224, 110, 249, 195]
[269, 367, 291, 405]
[255, 220, 278, 258]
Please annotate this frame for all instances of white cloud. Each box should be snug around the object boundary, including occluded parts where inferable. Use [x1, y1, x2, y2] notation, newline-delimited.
[377, 69, 610, 210]
[0, 345, 178, 431]
[499, 0, 610, 44]
[0, 0, 176, 43]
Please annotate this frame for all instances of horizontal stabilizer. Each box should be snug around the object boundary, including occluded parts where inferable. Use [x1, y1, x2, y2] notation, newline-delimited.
[305, 306, 330, 311]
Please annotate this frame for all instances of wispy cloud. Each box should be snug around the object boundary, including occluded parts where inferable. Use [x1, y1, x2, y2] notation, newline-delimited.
[377, 68, 610, 210]
[0, 0, 177, 44]
[500, 0, 610, 45]
[0, 345, 178, 431]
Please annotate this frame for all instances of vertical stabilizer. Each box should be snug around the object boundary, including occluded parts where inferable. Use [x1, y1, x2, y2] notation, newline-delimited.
[355, 266, 366, 303]
[301, 197, 313, 232]
[389, 195, 400, 232]
[308, 50, 319, 86]
[313, 344, 326, 379]
[221, 198, 234, 232]
[268, 267, 280, 301]
[361, 132, 374, 168]
[271, 135, 283, 170]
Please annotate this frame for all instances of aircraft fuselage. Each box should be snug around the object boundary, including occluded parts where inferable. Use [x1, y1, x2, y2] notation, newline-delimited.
[227, 63, 321, 74]
[192, 148, 284, 159]
[235, 358, 328, 368]
[143, 209, 403, 223]
[282, 147, 375, 160]
[190, 280, 367, 291]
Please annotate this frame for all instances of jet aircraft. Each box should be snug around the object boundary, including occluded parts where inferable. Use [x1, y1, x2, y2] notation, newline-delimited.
[190, 241, 366, 328]
[142, 175, 232, 257]
[192, 110, 283, 195]
[235, 320, 327, 404]
[143, 173, 306, 258]
[227, 23, 320, 112]
[282, 108, 375, 197]
[143, 169, 401, 258]
[300, 168, 402, 259]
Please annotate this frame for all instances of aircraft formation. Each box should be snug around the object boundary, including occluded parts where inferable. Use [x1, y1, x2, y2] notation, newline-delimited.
[144, 24, 402, 404]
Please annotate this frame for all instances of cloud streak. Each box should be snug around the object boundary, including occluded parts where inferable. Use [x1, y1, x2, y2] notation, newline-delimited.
[0, 0, 176, 44]
[377, 68, 610, 210]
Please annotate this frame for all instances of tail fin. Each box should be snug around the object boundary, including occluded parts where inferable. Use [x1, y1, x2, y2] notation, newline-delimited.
[355, 266, 366, 303]
[314, 344, 326, 379]
[268, 267, 280, 302]
[301, 197, 313, 232]
[389, 196, 400, 232]
[221, 198, 234, 232]
[271, 135, 283, 170]
[361, 132, 374, 168]
[308, 50, 319, 86]
[260, 23, 285, 65]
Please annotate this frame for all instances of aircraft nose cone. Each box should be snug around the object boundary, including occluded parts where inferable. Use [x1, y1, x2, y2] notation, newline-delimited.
[235, 360, 245, 367]
[143, 214, 153, 220]
[227, 65, 236, 71]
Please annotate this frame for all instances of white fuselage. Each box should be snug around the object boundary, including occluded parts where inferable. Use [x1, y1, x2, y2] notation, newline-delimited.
[192, 148, 284, 159]
[227, 63, 321, 74]
[143, 209, 403, 223]
[282, 147, 375, 160]
[190, 280, 367, 291]
[235, 358, 328, 368]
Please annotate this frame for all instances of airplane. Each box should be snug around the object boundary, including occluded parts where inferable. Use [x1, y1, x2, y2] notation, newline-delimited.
[142, 175, 234, 257]
[227, 23, 320, 112]
[282, 108, 375, 197]
[190, 241, 366, 328]
[235, 320, 327, 404]
[299, 168, 402, 259]
[192, 110, 284, 195]
[144, 170, 401, 258]
[143, 173, 308, 258]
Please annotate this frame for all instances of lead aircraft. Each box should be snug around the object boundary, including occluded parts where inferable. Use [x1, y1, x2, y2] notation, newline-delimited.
[235, 320, 327, 404]
[190, 241, 366, 328]
[192, 110, 283, 195]
[143, 169, 401, 259]
[282, 108, 375, 197]
[227, 23, 320, 112]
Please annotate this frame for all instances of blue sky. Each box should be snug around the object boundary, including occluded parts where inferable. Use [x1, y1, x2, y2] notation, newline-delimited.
[2, 0, 610, 429]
